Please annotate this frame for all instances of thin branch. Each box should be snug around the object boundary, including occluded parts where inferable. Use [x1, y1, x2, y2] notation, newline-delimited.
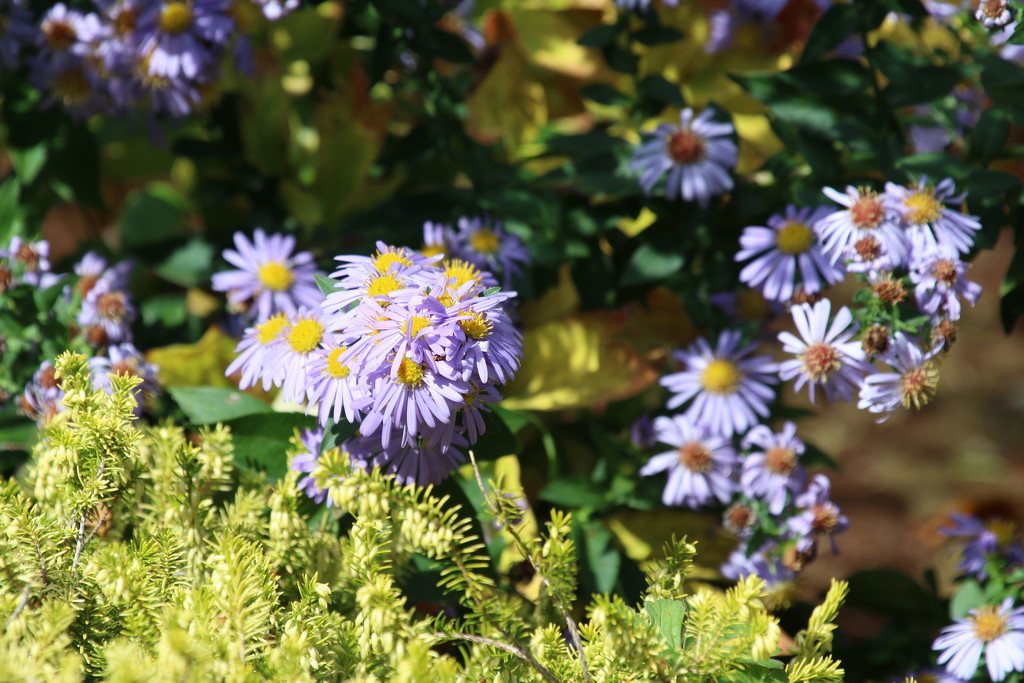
[72, 459, 105, 571]
[429, 631, 559, 683]
[467, 450, 591, 683]
[81, 505, 110, 548]
[3, 584, 31, 630]
[71, 514, 87, 571]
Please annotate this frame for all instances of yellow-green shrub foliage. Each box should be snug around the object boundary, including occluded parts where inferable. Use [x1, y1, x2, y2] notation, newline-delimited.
[0, 352, 846, 681]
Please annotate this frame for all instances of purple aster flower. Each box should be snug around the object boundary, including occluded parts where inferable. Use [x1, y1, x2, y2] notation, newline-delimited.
[270, 308, 328, 404]
[89, 342, 160, 416]
[35, 4, 93, 60]
[940, 513, 1024, 580]
[722, 501, 759, 539]
[977, 0, 1013, 27]
[736, 205, 844, 302]
[630, 414, 657, 448]
[323, 242, 437, 316]
[421, 220, 455, 259]
[857, 332, 941, 422]
[886, 177, 980, 255]
[136, 0, 234, 80]
[358, 355, 469, 449]
[6, 237, 52, 287]
[212, 229, 324, 323]
[704, 9, 738, 53]
[901, 668, 967, 683]
[661, 330, 778, 438]
[910, 247, 983, 322]
[450, 216, 530, 285]
[630, 107, 738, 207]
[616, 0, 681, 9]
[17, 361, 65, 424]
[909, 123, 952, 154]
[720, 546, 796, 587]
[291, 427, 329, 504]
[441, 286, 522, 385]
[304, 337, 371, 427]
[818, 186, 908, 269]
[789, 474, 848, 555]
[74, 250, 132, 299]
[349, 426, 469, 487]
[78, 278, 137, 343]
[225, 313, 289, 391]
[778, 299, 872, 403]
[740, 421, 807, 515]
[933, 597, 1024, 681]
[639, 414, 738, 508]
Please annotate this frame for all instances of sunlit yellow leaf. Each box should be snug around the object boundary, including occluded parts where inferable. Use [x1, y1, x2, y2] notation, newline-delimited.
[518, 263, 581, 327]
[616, 206, 658, 238]
[185, 288, 220, 318]
[146, 326, 241, 390]
[604, 508, 736, 572]
[508, 8, 612, 80]
[466, 11, 547, 150]
[501, 310, 658, 411]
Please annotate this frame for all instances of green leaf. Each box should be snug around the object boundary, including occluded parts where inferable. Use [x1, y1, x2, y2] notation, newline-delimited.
[970, 108, 1010, 164]
[119, 183, 191, 248]
[578, 24, 618, 48]
[8, 145, 47, 185]
[950, 579, 986, 619]
[632, 26, 683, 46]
[314, 273, 339, 297]
[621, 243, 684, 286]
[539, 475, 606, 509]
[646, 599, 685, 648]
[846, 568, 941, 619]
[471, 409, 520, 460]
[155, 237, 214, 287]
[582, 520, 620, 593]
[320, 416, 359, 455]
[226, 412, 316, 482]
[799, 4, 858, 64]
[638, 75, 685, 107]
[169, 386, 273, 424]
[580, 83, 628, 106]
[140, 294, 188, 328]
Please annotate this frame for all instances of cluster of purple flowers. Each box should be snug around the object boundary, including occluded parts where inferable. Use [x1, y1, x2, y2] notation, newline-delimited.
[418, 216, 530, 288]
[1, 238, 160, 423]
[222, 233, 524, 488]
[930, 513, 1024, 680]
[638, 324, 850, 586]
[732, 177, 985, 422]
[2, 0, 297, 119]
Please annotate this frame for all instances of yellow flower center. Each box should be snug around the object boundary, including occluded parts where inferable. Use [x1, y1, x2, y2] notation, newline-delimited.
[366, 274, 404, 298]
[776, 221, 815, 255]
[421, 243, 446, 259]
[257, 261, 295, 291]
[459, 312, 492, 340]
[160, 2, 194, 34]
[903, 189, 943, 226]
[410, 315, 431, 336]
[372, 247, 413, 274]
[324, 347, 350, 379]
[469, 229, 500, 255]
[396, 357, 425, 387]
[286, 318, 324, 354]
[700, 359, 743, 395]
[444, 259, 484, 289]
[899, 361, 939, 410]
[972, 605, 1009, 643]
[256, 314, 288, 345]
